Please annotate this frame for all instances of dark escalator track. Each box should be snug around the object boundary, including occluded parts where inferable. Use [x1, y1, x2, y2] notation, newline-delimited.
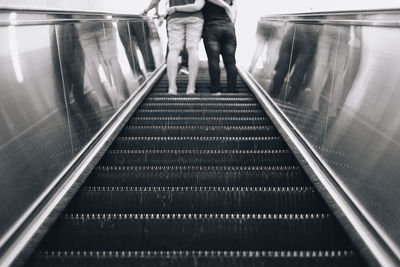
[27, 65, 364, 266]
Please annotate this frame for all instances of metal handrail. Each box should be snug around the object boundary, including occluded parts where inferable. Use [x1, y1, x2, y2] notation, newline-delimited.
[0, 7, 156, 26]
[0, 18, 154, 27]
[259, 8, 400, 27]
[0, 7, 145, 18]
[261, 7, 400, 18]
[259, 17, 400, 27]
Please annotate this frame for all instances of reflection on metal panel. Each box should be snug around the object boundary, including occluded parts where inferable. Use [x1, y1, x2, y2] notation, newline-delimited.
[0, 24, 73, 237]
[249, 14, 400, 258]
[0, 10, 165, 252]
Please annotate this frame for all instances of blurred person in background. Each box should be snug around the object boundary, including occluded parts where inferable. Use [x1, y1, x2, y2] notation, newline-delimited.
[249, 20, 286, 82]
[50, 23, 102, 140]
[75, 21, 129, 106]
[269, 23, 319, 102]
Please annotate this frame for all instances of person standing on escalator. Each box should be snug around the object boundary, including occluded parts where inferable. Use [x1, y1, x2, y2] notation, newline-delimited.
[202, 0, 238, 94]
[143, 0, 205, 94]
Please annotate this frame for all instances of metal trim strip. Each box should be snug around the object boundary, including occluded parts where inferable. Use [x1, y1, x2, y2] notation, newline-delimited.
[262, 8, 400, 17]
[0, 7, 146, 17]
[259, 18, 400, 27]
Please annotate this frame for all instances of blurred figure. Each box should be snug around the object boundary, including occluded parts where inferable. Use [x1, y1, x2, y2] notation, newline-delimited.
[269, 23, 319, 102]
[305, 24, 347, 115]
[202, 0, 237, 94]
[249, 20, 286, 79]
[128, 20, 159, 73]
[146, 19, 164, 68]
[118, 22, 147, 81]
[327, 25, 362, 119]
[335, 25, 362, 109]
[144, 0, 205, 94]
[75, 21, 129, 106]
[306, 21, 361, 120]
[51, 23, 102, 138]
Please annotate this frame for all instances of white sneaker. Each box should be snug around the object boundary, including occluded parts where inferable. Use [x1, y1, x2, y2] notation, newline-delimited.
[179, 67, 189, 75]
[186, 89, 195, 95]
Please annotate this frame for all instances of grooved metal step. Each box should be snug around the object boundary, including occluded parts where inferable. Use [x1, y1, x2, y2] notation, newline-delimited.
[100, 149, 297, 166]
[86, 165, 310, 187]
[134, 109, 266, 117]
[144, 96, 258, 103]
[38, 213, 353, 251]
[120, 125, 278, 137]
[139, 102, 261, 109]
[111, 136, 286, 150]
[128, 117, 271, 126]
[65, 186, 328, 214]
[30, 250, 361, 267]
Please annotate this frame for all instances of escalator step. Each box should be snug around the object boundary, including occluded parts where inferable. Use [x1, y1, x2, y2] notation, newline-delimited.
[134, 109, 266, 117]
[99, 149, 298, 166]
[143, 96, 258, 103]
[30, 250, 362, 267]
[86, 165, 311, 187]
[128, 117, 271, 126]
[111, 136, 286, 150]
[120, 125, 279, 137]
[65, 186, 328, 214]
[138, 102, 262, 110]
[38, 213, 354, 251]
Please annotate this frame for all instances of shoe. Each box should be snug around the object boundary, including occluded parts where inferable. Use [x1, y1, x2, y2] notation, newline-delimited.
[209, 87, 221, 94]
[168, 90, 177, 95]
[179, 67, 189, 75]
[186, 88, 195, 95]
[212, 92, 222, 96]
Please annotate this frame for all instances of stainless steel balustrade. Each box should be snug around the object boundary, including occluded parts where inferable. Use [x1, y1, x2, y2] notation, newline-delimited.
[2, 6, 400, 267]
[0, 9, 166, 266]
[247, 10, 400, 266]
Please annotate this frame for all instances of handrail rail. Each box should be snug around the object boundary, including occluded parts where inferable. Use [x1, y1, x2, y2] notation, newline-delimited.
[0, 8, 156, 26]
[259, 8, 400, 27]
[0, 18, 154, 27]
[0, 7, 146, 18]
[259, 18, 400, 27]
[260, 8, 400, 18]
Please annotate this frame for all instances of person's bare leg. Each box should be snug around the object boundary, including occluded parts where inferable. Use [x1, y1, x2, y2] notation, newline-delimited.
[167, 49, 180, 94]
[186, 46, 199, 94]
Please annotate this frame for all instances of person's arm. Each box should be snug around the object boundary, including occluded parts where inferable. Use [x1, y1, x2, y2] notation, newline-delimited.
[142, 0, 161, 15]
[167, 0, 205, 15]
[207, 0, 230, 10]
[230, 0, 237, 23]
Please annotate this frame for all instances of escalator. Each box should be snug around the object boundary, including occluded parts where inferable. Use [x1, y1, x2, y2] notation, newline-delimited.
[26, 65, 365, 266]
